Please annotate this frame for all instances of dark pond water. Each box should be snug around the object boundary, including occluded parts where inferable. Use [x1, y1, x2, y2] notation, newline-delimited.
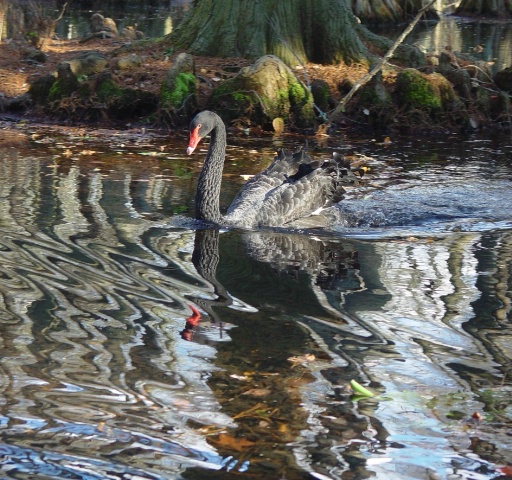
[0, 121, 511, 479]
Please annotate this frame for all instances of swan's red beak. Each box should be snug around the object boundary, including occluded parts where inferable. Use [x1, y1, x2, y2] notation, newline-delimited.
[187, 125, 201, 155]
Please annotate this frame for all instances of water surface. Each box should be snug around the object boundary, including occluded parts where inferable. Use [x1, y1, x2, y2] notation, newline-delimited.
[0, 122, 511, 479]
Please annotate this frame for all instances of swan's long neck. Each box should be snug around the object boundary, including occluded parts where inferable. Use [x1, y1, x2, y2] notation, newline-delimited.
[195, 118, 226, 224]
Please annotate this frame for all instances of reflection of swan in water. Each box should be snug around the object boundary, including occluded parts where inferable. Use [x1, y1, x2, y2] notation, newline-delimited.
[182, 228, 363, 341]
[186, 110, 364, 228]
[180, 229, 234, 341]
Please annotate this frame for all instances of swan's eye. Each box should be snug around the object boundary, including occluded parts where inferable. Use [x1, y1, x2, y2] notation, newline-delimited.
[197, 123, 202, 130]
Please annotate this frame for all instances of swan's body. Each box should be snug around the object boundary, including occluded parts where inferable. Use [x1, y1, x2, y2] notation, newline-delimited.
[187, 111, 362, 228]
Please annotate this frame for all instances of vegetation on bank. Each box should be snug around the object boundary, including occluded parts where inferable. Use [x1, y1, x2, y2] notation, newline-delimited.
[0, 1, 511, 135]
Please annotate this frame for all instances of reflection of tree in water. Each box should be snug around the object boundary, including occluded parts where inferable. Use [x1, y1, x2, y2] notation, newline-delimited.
[457, 232, 512, 465]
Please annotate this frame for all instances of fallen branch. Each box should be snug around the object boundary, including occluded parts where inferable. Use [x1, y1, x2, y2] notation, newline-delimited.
[325, 0, 436, 128]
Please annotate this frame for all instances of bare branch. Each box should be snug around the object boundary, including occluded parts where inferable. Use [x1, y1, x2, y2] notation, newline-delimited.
[326, 0, 436, 127]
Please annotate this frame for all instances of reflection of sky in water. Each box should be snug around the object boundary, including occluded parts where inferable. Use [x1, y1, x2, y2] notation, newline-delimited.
[375, 16, 512, 72]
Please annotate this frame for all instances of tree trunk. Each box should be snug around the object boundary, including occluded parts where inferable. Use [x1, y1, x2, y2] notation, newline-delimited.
[169, 0, 370, 65]
[0, 0, 7, 42]
[456, 0, 512, 16]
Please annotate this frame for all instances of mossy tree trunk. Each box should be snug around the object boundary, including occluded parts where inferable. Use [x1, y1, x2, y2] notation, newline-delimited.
[456, 0, 512, 16]
[169, 0, 370, 65]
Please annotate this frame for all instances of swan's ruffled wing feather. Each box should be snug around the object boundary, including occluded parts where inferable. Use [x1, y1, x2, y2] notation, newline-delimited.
[224, 150, 361, 228]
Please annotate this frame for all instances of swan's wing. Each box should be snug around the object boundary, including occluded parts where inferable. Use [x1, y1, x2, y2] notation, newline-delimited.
[254, 171, 337, 226]
[225, 148, 309, 219]
[224, 150, 362, 228]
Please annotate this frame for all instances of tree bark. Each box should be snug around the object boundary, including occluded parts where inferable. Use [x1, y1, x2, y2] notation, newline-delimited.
[0, 0, 7, 42]
[169, 0, 370, 65]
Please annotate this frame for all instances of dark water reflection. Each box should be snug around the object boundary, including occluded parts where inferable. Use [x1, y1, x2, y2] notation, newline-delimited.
[0, 125, 511, 479]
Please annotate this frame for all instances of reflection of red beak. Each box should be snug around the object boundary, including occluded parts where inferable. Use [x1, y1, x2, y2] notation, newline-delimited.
[187, 125, 201, 155]
[181, 330, 194, 341]
[186, 304, 202, 326]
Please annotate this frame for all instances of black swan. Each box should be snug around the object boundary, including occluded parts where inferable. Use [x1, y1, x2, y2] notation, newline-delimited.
[186, 110, 363, 228]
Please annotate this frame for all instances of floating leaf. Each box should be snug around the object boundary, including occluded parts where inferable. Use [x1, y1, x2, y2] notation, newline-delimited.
[288, 354, 316, 366]
[242, 388, 271, 397]
[215, 433, 255, 451]
[471, 411, 484, 422]
[272, 117, 285, 134]
[350, 379, 374, 397]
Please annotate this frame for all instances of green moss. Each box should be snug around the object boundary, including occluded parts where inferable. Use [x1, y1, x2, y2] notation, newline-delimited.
[288, 81, 309, 105]
[161, 72, 196, 108]
[233, 92, 252, 103]
[48, 78, 77, 101]
[288, 81, 315, 127]
[208, 78, 259, 122]
[310, 80, 331, 110]
[396, 68, 442, 111]
[96, 78, 123, 102]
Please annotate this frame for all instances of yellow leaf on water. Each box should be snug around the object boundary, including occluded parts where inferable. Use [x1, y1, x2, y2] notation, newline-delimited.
[272, 117, 285, 134]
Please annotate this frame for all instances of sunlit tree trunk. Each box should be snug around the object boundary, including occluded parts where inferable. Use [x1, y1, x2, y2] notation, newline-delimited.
[456, 0, 512, 16]
[0, 0, 7, 41]
[169, 0, 369, 65]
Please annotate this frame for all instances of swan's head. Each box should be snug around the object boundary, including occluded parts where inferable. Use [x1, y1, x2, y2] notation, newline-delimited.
[187, 111, 218, 155]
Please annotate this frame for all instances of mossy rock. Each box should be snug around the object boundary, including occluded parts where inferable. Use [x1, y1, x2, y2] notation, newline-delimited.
[23, 47, 47, 64]
[209, 76, 259, 123]
[90, 13, 118, 35]
[394, 69, 469, 129]
[393, 44, 427, 69]
[63, 52, 109, 79]
[28, 74, 57, 104]
[161, 72, 196, 108]
[310, 79, 334, 111]
[427, 73, 458, 105]
[494, 67, 512, 93]
[161, 52, 197, 124]
[358, 70, 392, 107]
[395, 68, 443, 111]
[208, 55, 316, 129]
[94, 72, 158, 119]
[108, 89, 158, 118]
[94, 72, 123, 102]
[113, 53, 143, 71]
[48, 63, 80, 101]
